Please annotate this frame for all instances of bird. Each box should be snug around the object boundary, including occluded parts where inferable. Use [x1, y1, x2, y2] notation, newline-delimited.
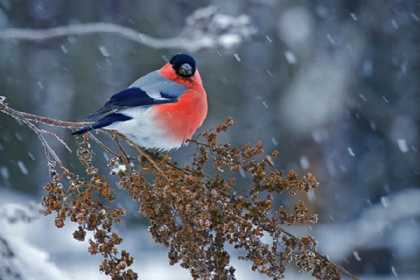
[72, 54, 208, 151]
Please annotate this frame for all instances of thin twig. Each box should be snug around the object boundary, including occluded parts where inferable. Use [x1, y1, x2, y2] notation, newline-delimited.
[0, 96, 165, 179]
[112, 132, 168, 179]
[88, 132, 119, 157]
[131, 144, 168, 179]
[1, 96, 72, 174]
[163, 159, 191, 174]
[112, 132, 131, 167]
[39, 128, 72, 153]
[0, 23, 190, 49]
[23, 119, 65, 172]
[274, 226, 359, 280]
[187, 138, 212, 148]
[0, 98, 89, 129]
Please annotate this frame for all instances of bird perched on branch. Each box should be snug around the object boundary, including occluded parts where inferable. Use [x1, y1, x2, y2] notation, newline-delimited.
[73, 54, 208, 151]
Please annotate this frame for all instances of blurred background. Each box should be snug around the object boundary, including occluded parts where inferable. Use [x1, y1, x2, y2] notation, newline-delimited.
[0, 1, 419, 279]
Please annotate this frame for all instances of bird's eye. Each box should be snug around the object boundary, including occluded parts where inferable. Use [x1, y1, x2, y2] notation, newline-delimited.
[177, 63, 193, 77]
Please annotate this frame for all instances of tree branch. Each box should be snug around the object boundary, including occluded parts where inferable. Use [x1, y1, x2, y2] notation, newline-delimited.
[0, 96, 89, 129]
[0, 6, 255, 51]
[1, 95, 360, 280]
[0, 96, 83, 173]
[0, 23, 190, 49]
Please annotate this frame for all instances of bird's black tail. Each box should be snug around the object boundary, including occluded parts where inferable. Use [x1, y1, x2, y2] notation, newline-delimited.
[72, 113, 132, 136]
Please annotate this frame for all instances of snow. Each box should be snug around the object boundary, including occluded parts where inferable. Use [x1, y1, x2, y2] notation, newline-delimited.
[382, 95, 390, 103]
[261, 100, 268, 109]
[359, 93, 367, 102]
[326, 33, 336, 45]
[27, 153, 35, 160]
[98, 45, 110, 57]
[1, 2, 420, 279]
[0, 190, 281, 280]
[0, 193, 71, 280]
[391, 266, 398, 278]
[213, 14, 235, 29]
[278, 6, 313, 48]
[347, 147, 356, 157]
[0, 203, 39, 223]
[380, 196, 389, 208]
[370, 121, 377, 131]
[36, 81, 44, 89]
[60, 45, 68, 54]
[391, 19, 399, 30]
[265, 69, 274, 77]
[218, 34, 241, 49]
[350, 13, 358, 21]
[16, 161, 28, 175]
[0, 166, 10, 180]
[284, 50, 297, 64]
[271, 137, 278, 146]
[299, 156, 310, 169]
[182, 5, 255, 51]
[353, 251, 362, 261]
[391, 223, 420, 258]
[233, 53, 241, 62]
[397, 139, 409, 153]
[314, 189, 420, 260]
[239, 167, 246, 178]
[111, 163, 127, 175]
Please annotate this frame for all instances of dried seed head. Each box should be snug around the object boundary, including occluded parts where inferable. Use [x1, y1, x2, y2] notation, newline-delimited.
[38, 118, 346, 280]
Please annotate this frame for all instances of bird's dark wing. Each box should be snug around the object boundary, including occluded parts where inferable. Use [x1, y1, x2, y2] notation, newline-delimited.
[87, 87, 176, 120]
[72, 113, 132, 135]
[87, 71, 187, 120]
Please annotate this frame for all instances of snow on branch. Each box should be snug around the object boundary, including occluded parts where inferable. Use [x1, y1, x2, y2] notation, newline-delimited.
[0, 231, 70, 280]
[0, 95, 89, 174]
[317, 188, 420, 260]
[0, 236, 22, 280]
[0, 202, 40, 224]
[0, 6, 255, 51]
[0, 200, 67, 280]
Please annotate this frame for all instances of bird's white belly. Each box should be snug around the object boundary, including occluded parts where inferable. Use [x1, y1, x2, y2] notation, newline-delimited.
[106, 107, 183, 151]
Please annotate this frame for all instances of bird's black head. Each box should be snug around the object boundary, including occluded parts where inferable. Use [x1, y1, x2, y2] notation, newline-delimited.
[170, 54, 196, 78]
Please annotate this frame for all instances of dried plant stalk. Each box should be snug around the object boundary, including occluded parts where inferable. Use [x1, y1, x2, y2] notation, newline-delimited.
[0, 96, 358, 280]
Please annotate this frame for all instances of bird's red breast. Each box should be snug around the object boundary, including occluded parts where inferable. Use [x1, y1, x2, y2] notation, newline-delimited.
[153, 64, 208, 142]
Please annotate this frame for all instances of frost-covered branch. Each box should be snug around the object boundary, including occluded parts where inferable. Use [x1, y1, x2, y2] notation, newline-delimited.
[0, 203, 40, 224]
[0, 96, 89, 129]
[317, 188, 420, 260]
[0, 96, 172, 178]
[0, 200, 68, 280]
[0, 230, 70, 280]
[0, 6, 255, 51]
[0, 236, 22, 280]
[0, 96, 87, 173]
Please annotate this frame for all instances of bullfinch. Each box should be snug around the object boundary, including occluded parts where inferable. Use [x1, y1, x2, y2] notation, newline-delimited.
[73, 54, 208, 151]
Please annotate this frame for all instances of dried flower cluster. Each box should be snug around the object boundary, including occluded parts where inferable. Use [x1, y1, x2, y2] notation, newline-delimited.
[41, 119, 346, 280]
[42, 136, 137, 279]
[0, 97, 358, 280]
